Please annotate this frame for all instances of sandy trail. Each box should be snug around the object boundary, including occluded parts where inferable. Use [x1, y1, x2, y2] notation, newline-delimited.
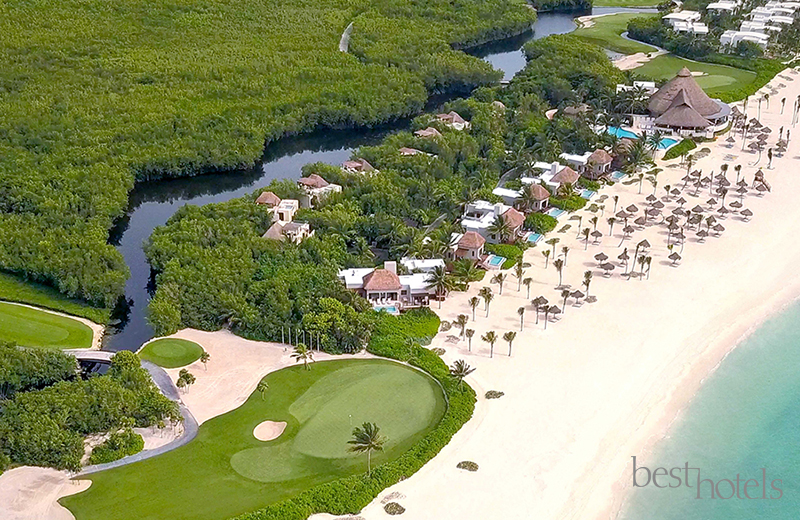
[354, 71, 800, 519]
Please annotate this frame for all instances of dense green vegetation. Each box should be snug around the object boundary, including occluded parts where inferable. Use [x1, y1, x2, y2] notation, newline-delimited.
[0, 272, 110, 324]
[63, 357, 446, 520]
[138, 338, 204, 368]
[0, 350, 179, 471]
[593, 0, 660, 6]
[574, 13, 658, 55]
[530, 0, 591, 12]
[0, 0, 535, 308]
[0, 301, 94, 350]
[0, 342, 78, 398]
[88, 429, 145, 465]
[524, 213, 558, 234]
[662, 138, 697, 161]
[485, 243, 525, 268]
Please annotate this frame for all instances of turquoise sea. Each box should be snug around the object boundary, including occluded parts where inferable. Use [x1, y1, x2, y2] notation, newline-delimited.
[621, 301, 800, 519]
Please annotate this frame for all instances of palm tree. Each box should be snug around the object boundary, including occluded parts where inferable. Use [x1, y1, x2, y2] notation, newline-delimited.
[348, 422, 386, 477]
[543, 305, 552, 329]
[582, 227, 591, 250]
[503, 331, 517, 357]
[638, 255, 647, 280]
[292, 343, 314, 370]
[561, 246, 570, 266]
[561, 288, 570, 314]
[553, 258, 564, 287]
[465, 329, 475, 351]
[542, 249, 551, 268]
[468, 296, 480, 321]
[517, 306, 525, 331]
[545, 238, 560, 263]
[647, 131, 664, 157]
[607, 217, 617, 237]
[646, 256, 653, 279]
[449, 360, 476, 391]
[590, 216, 599, 231]
[612, 195, 619, 213]
[427, 266, 455, 309]
[575, 215, 583, 238]
[583, 271, 593, 297]
[257, 380, 269, 400]
[200, 351, 210, 371]
[491, 272, 508, 295]
[453, 314, 469, 339]
[514, 259, 525, 291]
[523, 277, 533, 299]
[488, 215, 512, 243]
[452, 259, 481, 288]
[482, 331, 498, 358]
[479, 286, 494, 317]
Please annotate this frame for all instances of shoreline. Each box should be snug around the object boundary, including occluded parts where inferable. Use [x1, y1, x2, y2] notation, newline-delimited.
[355, 70, 800, 519]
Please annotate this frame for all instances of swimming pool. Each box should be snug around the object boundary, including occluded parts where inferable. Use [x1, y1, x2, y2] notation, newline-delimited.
[486, 254, 505, 267]
[526, 232, 543, 244]
[607, 127, 678, 149]
[611, 171, 626, 180]
[374, 305, 399, 314]
[546, 208, 566, 219]
[580, 189, 596, 199]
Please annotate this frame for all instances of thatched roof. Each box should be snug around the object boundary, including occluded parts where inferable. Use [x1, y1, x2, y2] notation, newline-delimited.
[298, 174, 329, 189]
[414, 127, 442, 139]
[551, 166, 579, 185]
[362, 269, 402, 291]
[458, 231, 485, 250]
[502, 208, 525, 229]
[529, 184, 550, 201]
[654, 90, 711, 129]
[255, 191, 281, 206]
[648, 68, 722, 118]
[589, 149, 613, 165]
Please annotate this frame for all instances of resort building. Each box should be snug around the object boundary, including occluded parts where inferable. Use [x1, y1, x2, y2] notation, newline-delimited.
[399, 147, 425, 156]
[255, 191, 300, 223]
[400, 257, 446, 273]
[338, 261, 435, 310]
[492, 183, 550, 211]
[342, 158, 375, 174]
[616, 81, 657, 95]
[414, 127, 442, 139]
[523, 161, 580, 190]
[297, 174, 342, 208]
[436, 111, 470, 130]
[706, 0, 739, 12]
[262, 221, 314, 243]
[721, 29, 771, 49]
[646, 67, 731, 136]
[461, 200, 525, 243]
[560, 149, 614, 180]
[450, 231, 486, 261]
[662, 10, 708, 34]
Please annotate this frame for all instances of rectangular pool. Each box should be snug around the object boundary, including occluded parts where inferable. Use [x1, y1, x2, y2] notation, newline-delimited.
[374, 305, 399, 313]
[487, 254, 505, 267]
[611, 171, 626, 180]
[526, 232, 543, 244]
[546, 208, 566, 219]
[580, 189, 597, 199]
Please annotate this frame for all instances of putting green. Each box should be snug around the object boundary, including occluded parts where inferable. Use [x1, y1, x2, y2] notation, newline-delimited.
[138, 338, 204, 368]
[0, 301, 93, 350]
[62, 359, 446, 520]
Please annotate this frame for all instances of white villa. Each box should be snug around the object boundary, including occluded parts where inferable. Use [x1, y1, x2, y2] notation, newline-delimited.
[560, 149, 614, 180]
[297, 174, 342, 208]
[616, 81, 657, 95]
[706, 0, 740, 12]
[263, 221, 314, 243]
[450, 231, 486, 261]
[342, 158, 376, 174]
[255, 191, 300, 223]
[719, 0, 799, 50]
[525, 161, 581, 191]
[414, 127, 442, 139]
[400, 257, 446, 273]
[721, 29, 771, 48]
[663, 11, 708, 34]
[491, 184, 550, 211]
[461, 200, 525, 243]
[255, 190, 311, 243]
[338, 261, 436, 310]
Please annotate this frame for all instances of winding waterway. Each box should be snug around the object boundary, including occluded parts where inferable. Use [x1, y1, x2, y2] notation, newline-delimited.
[104, 7, 652, 351]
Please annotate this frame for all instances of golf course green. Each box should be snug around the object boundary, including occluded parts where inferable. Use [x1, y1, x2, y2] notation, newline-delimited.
[62, 359, 447, 520]
[0, 301, 93, 349]
[138, 338, 204, 368]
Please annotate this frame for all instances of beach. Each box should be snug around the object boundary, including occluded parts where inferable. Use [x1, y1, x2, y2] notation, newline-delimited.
[357, 71, 800, 519]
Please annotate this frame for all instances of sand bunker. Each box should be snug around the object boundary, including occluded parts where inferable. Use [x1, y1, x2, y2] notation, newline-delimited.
[0, 467, 90, 520]
[253, 420, 287, 441]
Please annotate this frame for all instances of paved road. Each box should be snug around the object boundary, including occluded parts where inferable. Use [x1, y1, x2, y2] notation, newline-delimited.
[65, 350, 199, 475]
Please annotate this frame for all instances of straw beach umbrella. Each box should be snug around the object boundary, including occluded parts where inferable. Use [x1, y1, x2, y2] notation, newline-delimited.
[741, 208, 753, 221]
[668, 252, 681, 265]
[594, 252, 608, 263]
[600, 262, 615, 276]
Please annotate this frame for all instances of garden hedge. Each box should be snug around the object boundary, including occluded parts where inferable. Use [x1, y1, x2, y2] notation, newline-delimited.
[88, 429, 145, 465]
[233, 309, 476, 520]
[662, 138, 697, 161]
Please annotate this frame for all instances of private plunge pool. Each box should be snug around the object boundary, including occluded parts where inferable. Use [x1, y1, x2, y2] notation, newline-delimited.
[607, 126, 679, 149]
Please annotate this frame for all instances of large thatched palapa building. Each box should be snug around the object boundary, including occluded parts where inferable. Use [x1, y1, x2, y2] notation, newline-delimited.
[648, 67, 730, 136]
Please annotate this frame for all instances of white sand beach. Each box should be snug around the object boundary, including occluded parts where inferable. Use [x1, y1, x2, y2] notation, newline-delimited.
[0, 467, 90, 520]
[356, 71, 800, 519]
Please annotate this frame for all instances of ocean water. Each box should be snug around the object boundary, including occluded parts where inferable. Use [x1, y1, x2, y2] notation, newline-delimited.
[621, 300, 800, 519]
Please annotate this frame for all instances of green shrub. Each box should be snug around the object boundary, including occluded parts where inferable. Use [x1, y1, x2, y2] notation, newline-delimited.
[484, 244, 524, 269]
[232, 309, 476, 520]
[578, 177, 601, 191]
[549, 194, 587, 212]
[88, 429, 145, 465]
[456, 460, 479, 471]
[0, 344, 78, 398]
[523, 213, 557, 234]
[662, 138, 697, 161]
[0, 451, 10, 474]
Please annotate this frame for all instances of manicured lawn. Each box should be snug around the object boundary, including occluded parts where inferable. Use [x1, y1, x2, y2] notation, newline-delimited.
[0, 301, 94, 350]
[635, 55, 757, 96]
[138, 338, 204, 368]
[573, 13, 658, 55]
[62, 359, 446, 520]
[0, 272, 110, 324]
